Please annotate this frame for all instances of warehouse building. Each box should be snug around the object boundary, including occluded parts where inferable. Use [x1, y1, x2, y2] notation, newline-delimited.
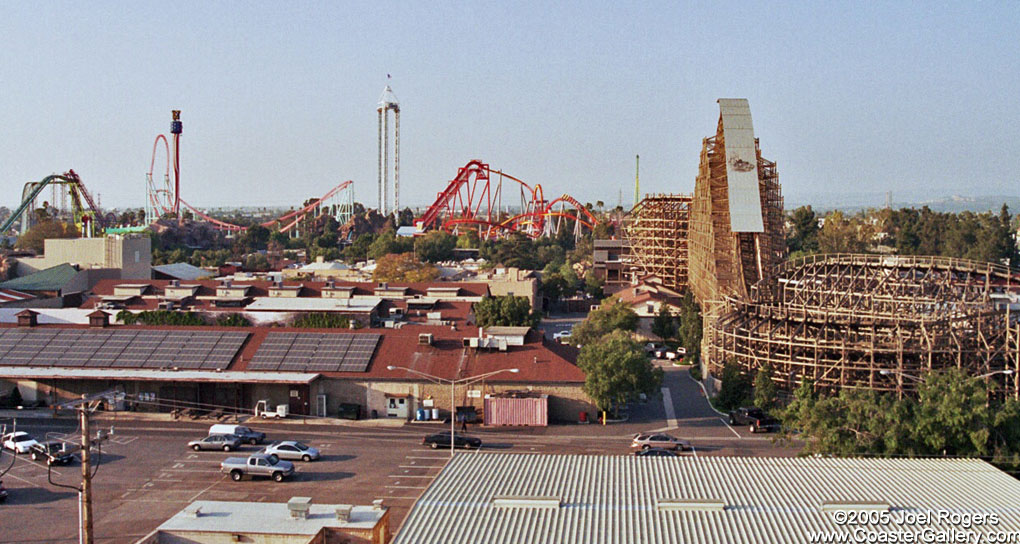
[394, 453, 1020, 544]
[0, 308, 589, 422]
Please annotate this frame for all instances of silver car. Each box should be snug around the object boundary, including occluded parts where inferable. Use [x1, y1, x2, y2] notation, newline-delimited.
[188, 434, 242, 452]
[631, 432, 691, 451]
[263, 441, 320, 462]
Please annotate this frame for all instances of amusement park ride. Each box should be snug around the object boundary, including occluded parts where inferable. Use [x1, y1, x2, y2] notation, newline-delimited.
[144, 110, 355, 234]
[0, 170, 106, 237]
[414, 159, 598, 240]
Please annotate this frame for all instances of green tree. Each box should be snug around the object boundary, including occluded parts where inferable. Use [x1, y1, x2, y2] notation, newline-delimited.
[473, 296, 539, 328]
[715, 361, 752, 411]
[753, 362, 779, 412]
[343, 233, 377, 262]
[570, 296, 638, 346]
[787, 205, 820, 256]
[415, 231, 457, 262]
[677, 292, 702, 362]
[650, 305, 678, 341]
[913, 368, 991, 456]
[293, 313, 353, 328]
[367, 232, 414, 260]
[577, 329, 663, 413]
[216, 313, 252, 327]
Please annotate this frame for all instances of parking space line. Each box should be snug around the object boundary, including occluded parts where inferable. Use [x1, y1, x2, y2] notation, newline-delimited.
[17, 457, 64, 475]
[386, 485, 428, 489]
[718, 418, 742, 438]
[3, 472, 38, 485]
[662, 387, 678, 429]
[188, 474, 227, 502]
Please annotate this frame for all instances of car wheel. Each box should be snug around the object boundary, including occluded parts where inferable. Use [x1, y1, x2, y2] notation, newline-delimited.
[230, 470, 243, 482]
[272, 471, 284, 482]
[223, 445, 231, 452]
[31, 452, 39, 461]
[302, 454, 312, 462]
[429, 442, 438, 449]
[750, 426, 757, 434]
[250, 438, 258, 446]
[729, 416, 736, 425]
[193, 445, 201, 451]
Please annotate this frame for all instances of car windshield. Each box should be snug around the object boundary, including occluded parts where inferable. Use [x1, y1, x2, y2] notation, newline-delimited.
[266, 456, 279, 465]
[14, 435, 32, 442]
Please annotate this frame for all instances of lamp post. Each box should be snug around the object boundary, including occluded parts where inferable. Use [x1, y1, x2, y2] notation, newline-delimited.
[387, 365, 519, 457]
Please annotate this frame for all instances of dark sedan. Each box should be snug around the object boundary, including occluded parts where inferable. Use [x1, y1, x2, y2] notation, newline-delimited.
[29, 441, 76, 465]
[422, 431, 481, 450]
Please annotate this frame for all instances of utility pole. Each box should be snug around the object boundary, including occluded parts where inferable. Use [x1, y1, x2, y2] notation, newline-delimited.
[79, 397, 94, 544]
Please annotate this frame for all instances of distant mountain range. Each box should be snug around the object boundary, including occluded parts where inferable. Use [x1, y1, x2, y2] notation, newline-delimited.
[785, 193, 1020, 214]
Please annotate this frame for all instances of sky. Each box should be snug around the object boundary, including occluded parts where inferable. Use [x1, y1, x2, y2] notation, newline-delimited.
[1, 2, 1018, 211]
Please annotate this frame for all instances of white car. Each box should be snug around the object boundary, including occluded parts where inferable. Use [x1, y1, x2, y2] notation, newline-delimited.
[553, 331, 572, 343]
[2, 431, 40, 454]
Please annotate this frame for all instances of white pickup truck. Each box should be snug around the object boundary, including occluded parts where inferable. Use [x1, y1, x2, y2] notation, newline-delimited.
[221, 453, 295, 482]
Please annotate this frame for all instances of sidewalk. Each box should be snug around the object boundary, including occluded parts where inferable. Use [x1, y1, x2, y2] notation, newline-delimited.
[0, 407, 406, 428]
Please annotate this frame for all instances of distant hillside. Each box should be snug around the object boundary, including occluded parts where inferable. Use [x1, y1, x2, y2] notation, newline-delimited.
[786, 193, 1020, 214]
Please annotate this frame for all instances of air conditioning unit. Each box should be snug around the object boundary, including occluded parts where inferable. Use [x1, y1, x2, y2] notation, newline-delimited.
[419, 333, 434, 346]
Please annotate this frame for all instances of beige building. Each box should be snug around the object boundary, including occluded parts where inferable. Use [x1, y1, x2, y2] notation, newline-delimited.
[478, 267, 539, 311]
[16, 235, 151, 280]
[138, 498, 390, 544]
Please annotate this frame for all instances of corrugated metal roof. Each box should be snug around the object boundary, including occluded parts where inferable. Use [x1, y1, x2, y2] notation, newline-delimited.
[0, 263, 79, 292]
[394, 454, 1020, 544]
[152, 263, 213, 280]
[718, 98, 765, 233]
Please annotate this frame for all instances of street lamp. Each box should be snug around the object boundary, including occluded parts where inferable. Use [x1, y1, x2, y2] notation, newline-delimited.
[387, 365, 519, 457]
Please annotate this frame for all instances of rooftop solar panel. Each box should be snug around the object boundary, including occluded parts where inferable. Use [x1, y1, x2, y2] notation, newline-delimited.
[247, 332, 379, 373]
[0, 329, 249, 371]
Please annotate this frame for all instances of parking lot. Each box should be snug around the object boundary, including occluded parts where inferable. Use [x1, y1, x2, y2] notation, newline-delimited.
[0, 366, 799, 543]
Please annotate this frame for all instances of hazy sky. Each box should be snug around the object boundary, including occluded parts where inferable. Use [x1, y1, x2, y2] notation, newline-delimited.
[2, 2, 1018, 210]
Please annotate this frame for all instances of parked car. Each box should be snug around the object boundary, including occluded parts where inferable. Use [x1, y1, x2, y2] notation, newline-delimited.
[0, 480, 7, 503]
[208, 424, 265, 445]
[221, 453, 294, 482]
[635, 448, 679, 457]
[422, 431, 482, 450]
[263, 441, 320, 462]
[2, 432, 39, 454]
[728, 407, 781, 433]
[553, 331, 572, 343]
[29, 441, 75, 465]
[188, 434, 242, 452]
[631, 432, 691, 451]
[644, 343, 664, 355]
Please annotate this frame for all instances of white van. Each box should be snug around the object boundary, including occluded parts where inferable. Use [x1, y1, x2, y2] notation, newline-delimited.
[208, 424, 266, 445]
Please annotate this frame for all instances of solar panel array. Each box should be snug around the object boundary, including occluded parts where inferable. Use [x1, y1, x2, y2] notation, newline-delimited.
[0, 329, 249, 370]
[248, 332, 381, 372]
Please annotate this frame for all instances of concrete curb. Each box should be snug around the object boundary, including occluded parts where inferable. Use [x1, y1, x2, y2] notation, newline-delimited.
[686, 368, 728, 417]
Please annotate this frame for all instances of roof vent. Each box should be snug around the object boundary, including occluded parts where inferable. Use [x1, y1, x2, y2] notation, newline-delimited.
[88, 310, 110, 328]
[372, 499, 384, 511]
[184, 505, 203, 518]
[288, 496, 312, 520]
[335, 504, 353, 522]
[821, 501, 890, 512]
[419, 333, 434, 346]
[326, 278, 336, 289]
[15, 309, 39, 328]
[491, 496, 561, 509]
[169, 279, 180, 287]
[656, 498, 726, 512]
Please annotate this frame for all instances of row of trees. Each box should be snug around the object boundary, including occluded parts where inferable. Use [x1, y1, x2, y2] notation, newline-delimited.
[783, 369, 1020, 471]
[787, 205, 1018, 264]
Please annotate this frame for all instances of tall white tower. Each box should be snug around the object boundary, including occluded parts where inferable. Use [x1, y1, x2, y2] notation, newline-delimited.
[377, 85, 400, 216]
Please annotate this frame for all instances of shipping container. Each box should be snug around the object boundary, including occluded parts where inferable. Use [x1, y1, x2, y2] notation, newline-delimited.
[483, 394, 548, 427]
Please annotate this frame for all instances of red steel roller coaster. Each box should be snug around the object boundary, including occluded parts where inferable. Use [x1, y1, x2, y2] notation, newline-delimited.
[416, 160, 598, 240]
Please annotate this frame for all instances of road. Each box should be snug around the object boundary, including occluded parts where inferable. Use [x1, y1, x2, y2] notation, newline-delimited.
[0, 364, 797, 543]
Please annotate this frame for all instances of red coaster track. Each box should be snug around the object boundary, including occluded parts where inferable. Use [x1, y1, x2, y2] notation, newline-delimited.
[416, 160, 597, 239]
